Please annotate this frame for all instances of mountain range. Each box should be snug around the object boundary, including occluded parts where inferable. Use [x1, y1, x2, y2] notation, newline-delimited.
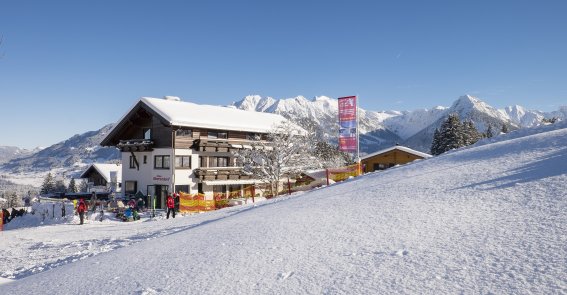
[232, 94, 566, 152]
[1, 95, 565, 185]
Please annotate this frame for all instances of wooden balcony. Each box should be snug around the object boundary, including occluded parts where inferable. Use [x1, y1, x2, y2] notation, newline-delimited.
[194, 167, 252, 181]
[192, 139, 248, 152]
[117, 139, 154, 152]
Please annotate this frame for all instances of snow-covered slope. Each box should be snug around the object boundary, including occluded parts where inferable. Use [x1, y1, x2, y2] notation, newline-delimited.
[1, 121, 565, 294]
[0, 146, 37, 164]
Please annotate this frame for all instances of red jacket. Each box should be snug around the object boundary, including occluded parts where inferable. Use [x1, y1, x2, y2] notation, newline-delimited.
[166, 196, 175, 209]
[77, 201, 87, 213]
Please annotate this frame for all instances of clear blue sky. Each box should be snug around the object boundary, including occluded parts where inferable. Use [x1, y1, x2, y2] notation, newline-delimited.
[1, 0, 566, 149]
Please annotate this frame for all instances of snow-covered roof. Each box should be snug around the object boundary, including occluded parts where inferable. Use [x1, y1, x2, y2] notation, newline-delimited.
[80, 163, 122, 183]
[304, 169, 327, 180]
[141, 97, 288, 133]
[361, 145, 432, 161]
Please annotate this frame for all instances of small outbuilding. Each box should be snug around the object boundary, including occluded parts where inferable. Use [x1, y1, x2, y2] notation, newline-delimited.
[80, 163, 122, 192]
[361, 145, 431, 173]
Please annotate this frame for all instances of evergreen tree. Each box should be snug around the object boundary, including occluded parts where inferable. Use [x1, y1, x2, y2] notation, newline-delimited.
[501, 124, 509, 134]
[68, 178, 78, 193]
[432, 129, 441, 156]
[485, 124, 495, 138]
[435, 113, 464, 155]
[462, 120, 482, 146]
[6, 192, 23, 207]
[55, 180, 66, 192]
[79, 179, 89, 193]
[40, 173, 56, 195]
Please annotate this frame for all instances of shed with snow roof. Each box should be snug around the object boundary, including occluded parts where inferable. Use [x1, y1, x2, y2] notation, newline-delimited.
[79, 163, 122, 192]
[361, 145, 431, 173]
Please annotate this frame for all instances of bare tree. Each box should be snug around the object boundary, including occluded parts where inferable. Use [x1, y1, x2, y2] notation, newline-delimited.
[234, 122, 317, 197]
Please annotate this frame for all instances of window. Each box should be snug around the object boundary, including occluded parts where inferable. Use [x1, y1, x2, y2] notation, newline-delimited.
[176, 129, 192, 137]
[129, 156, 136, 169]
[175, 185, 189, 194]
[175, 156, 191, 169]
[125, 181, 137, 194]
[143, 128, 152, 140]
[208, 130, 228, 139]
[247, 133, 260, 140]
[154, 155, 170, 169]
[209, 156, 229, 167]
[213, 185, 227, 197]
[199, 156, 206, 168]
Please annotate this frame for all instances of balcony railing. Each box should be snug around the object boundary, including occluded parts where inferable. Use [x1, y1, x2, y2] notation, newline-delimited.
[192, 139, 271, 152]
[117, 139, 154, 152]
[193, 167, 252, 181]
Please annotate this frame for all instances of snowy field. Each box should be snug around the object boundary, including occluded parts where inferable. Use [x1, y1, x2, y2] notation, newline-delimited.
[1, 122, 566, 294]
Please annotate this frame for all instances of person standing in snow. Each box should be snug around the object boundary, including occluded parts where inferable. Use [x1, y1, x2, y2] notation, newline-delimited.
[166, 194, 175, 219]
[77, 198, 87, 225]
[90, 192, 97, 212]
[137, 198, 145, 212]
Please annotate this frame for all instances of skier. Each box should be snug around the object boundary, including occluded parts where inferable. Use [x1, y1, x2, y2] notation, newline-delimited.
[77, 198, 87, 225]
[166, 194, 175, 219]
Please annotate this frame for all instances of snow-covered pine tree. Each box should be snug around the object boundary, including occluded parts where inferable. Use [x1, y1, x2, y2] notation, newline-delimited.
[68, 178, 78, 193]
[79, 179, 89, 192]
[55, 180, 66, 193]
[462, 120, 482, 146]
[294, 117, 349, 168]
[435, 113, 464, 155]
[313, 141, 349, 168]
[485, 124, 495, 138]
[40, 173, 56, 195]
[3, 191, 23, 208]
[501, 124, 509, 134]
[430, 128, 441, 155]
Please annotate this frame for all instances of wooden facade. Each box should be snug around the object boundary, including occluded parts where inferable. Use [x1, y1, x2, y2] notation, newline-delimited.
[82, 167, 108, 186]
[361, 145, 431, 173]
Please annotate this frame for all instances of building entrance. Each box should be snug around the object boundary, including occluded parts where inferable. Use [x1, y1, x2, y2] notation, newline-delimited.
[147, 185, 169, 209]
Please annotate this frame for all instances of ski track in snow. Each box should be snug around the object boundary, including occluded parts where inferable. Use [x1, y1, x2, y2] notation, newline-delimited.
[0, 201, 280, 280]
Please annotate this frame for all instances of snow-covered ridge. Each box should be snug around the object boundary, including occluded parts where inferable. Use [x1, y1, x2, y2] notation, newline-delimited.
[232, 94, 566, 153]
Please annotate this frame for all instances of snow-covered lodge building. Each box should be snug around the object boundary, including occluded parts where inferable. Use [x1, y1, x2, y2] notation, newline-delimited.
[79, 163, 122, 193]
[361, 145, 431, 173]
[100, 96, 288, 208]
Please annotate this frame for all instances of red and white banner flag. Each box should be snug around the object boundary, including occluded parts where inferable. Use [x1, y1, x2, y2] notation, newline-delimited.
[338, 96, 357, 152]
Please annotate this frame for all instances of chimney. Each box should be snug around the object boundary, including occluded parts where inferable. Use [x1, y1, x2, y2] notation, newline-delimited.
[163, 96, 181, 101]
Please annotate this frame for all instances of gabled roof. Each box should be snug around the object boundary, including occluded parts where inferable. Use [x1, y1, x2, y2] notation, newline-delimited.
[80, 163, 122, 183]
[141, 97, 288, 133]
[101, 97, 292, 146]
[361, 145, 432, 161]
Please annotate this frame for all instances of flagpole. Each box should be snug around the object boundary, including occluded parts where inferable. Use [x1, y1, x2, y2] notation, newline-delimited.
[356, 94, 361, 175]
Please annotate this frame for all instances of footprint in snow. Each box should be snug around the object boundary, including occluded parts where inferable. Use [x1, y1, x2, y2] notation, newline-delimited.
[277, 271, 294, 281]
[393, 249, 410, 257]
